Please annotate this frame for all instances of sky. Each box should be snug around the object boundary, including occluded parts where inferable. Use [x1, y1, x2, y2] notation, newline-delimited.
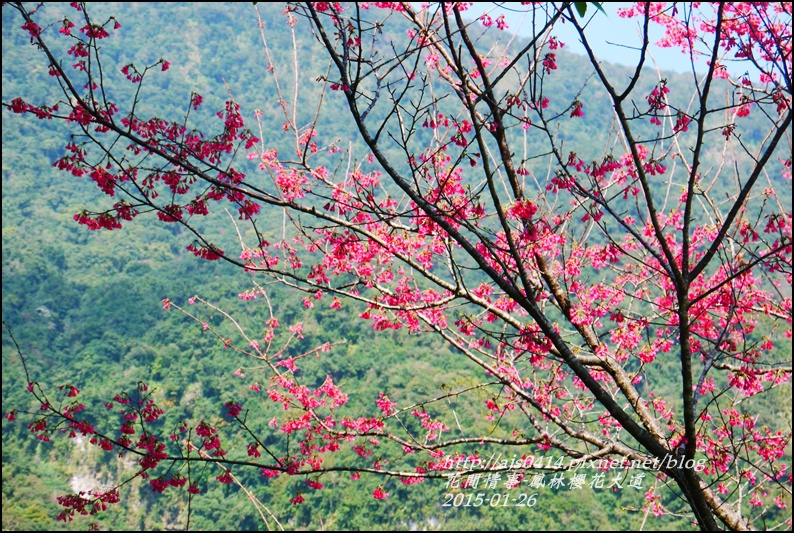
[452, 2, 748, 77]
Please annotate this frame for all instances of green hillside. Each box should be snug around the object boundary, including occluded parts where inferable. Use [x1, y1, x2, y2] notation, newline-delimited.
[3, 3, 790, 531]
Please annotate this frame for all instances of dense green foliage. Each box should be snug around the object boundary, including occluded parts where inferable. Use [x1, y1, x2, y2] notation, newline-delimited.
[2, 3, 789, 530]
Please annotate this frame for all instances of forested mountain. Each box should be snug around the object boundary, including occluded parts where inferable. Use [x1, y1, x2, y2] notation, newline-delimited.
[2, 3, 790, 531]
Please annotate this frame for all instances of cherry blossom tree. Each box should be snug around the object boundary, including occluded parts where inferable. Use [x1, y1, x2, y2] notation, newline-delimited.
[3, 2, 791, 530]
